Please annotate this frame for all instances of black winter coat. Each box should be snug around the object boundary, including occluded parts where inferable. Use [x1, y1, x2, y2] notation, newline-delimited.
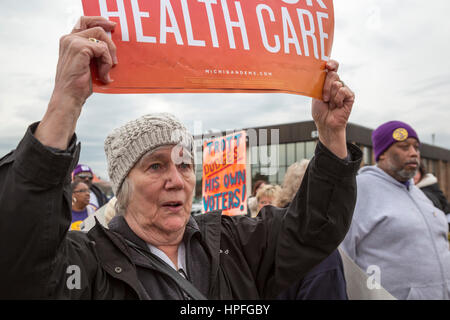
[0, 123, 362, 299]
[90, 183, 108, 208]
[421, 184, 449, 214]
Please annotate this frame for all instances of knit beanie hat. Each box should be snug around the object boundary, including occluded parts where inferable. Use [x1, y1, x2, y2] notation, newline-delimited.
[104, 113, 194, 195]
[372, 120, 420, 162]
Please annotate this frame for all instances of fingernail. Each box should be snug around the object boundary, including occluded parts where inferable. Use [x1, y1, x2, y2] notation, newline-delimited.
[113, 55, 118, 65]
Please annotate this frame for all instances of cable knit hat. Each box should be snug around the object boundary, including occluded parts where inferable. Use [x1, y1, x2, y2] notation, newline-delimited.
[104, 113, 194, 195]
[372, 120, 420, 162]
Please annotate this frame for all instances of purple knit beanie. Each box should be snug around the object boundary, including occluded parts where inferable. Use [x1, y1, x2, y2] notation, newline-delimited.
[372, 121, 420, 162]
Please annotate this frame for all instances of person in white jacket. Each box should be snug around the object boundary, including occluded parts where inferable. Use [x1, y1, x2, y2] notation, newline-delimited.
[341, 120, 450, 300]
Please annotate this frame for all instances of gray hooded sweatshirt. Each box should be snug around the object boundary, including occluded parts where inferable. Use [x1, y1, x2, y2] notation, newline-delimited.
[340, 165, 450, 300]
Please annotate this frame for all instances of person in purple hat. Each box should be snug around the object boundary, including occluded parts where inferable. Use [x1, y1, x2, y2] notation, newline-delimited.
[0, 15, 362, 300]
[371, 120, 420, 184]
[341, 120, 450, 300]
[73, 164, 108, 209]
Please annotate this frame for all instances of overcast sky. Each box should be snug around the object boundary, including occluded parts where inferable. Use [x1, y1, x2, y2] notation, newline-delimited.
[1, 0, 449, 180]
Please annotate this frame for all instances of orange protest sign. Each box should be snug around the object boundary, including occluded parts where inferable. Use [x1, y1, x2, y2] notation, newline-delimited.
[202, 131, 247, 216]
[81, 0, 334, 98]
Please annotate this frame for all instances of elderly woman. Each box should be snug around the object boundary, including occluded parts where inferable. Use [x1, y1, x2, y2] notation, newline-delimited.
[274, 160, 348, 300]
[276, 160, 310, 208]
[0, 17, 361, 299]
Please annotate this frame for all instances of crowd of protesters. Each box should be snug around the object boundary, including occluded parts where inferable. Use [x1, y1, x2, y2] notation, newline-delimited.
[66, 117, 449, 301]
[0, 15, 449, 300]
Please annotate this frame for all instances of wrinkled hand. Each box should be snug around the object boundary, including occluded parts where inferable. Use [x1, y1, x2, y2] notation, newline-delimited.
[54, 16, 118, 106]
[311, 60, 355, 158]
[36, 16, 118, 150]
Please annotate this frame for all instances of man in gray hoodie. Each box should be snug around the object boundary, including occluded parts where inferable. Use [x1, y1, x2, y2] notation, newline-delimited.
[341, 121, 450, 300]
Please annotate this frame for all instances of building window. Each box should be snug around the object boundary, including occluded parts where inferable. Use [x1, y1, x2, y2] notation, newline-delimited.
[278, 144, 286, 167]
[286, 143, 296, 166]
[268, 169, 278, 184]
[362, 146, 372, 166]
[305, 141, 316, 159]
[296, 142, 305, 160]
[250, 146, 259, 165]
[278, 166, 287, 184]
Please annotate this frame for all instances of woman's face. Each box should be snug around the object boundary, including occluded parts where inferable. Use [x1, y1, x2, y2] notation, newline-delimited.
[73, 182, 90, 208]
[125, 145, 196, 237]
[258, 196, 274, 212]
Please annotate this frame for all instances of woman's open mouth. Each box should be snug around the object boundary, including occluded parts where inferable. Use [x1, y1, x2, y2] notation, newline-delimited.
[162, 201, 183, 212]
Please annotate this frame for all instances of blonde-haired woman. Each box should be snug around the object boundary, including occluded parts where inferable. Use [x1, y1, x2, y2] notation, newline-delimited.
[275, 159, 348, 300]
[276, 159, 310, 208]
[256, 184, 282, 214]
